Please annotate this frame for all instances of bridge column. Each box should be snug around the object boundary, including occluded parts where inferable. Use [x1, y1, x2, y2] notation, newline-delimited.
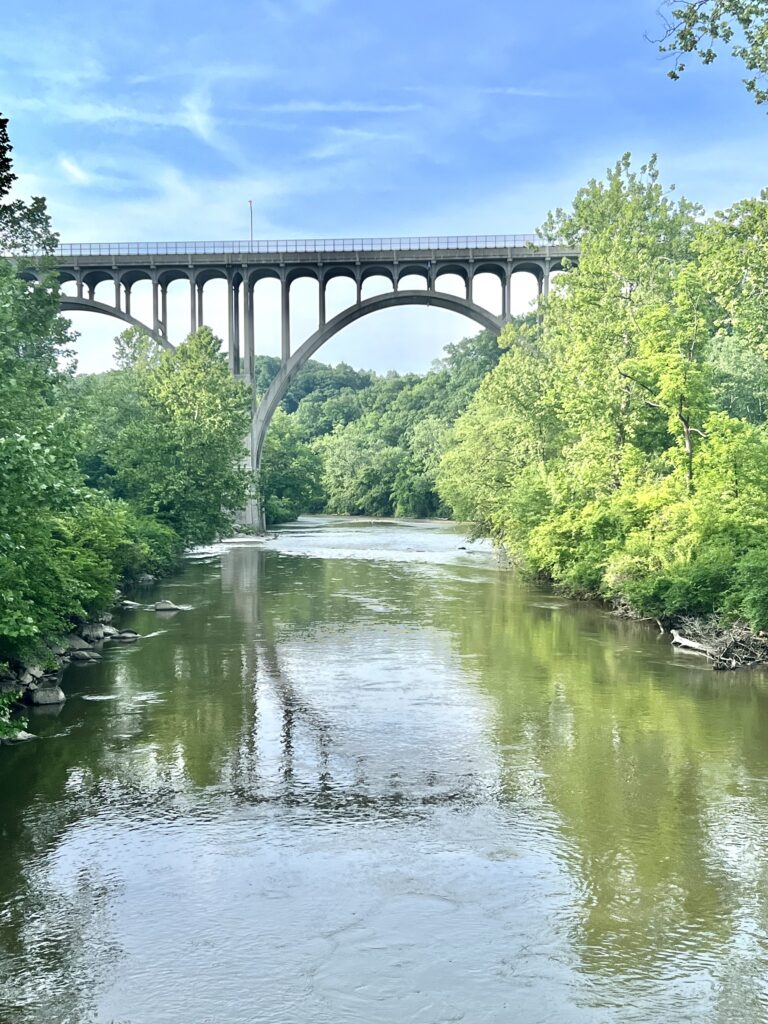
[114, 278, 121, 312]
[228, 277, 240, 375]
[76, 277, 83, 300]
[197, 282, 204, 326]
[281, 279, 290, 364]
[244, 280, 254, 379]
[152, 278, 159, 334]
[318, 281, 326, 328]
[124, 284, 131, 316]
[501, 273, 510, 319]
[189, 278, 197, 333]
[356, 276, 362, 305]
[160, 283, 168, 335]
[542, 259, 551, 298]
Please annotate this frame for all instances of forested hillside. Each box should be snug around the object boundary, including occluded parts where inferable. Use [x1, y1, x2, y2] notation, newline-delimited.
[257, 329, 502, 523]
[438, 156, 768, 633]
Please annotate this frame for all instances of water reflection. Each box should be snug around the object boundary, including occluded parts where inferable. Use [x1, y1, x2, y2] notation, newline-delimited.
[0, 518, 767, 1023]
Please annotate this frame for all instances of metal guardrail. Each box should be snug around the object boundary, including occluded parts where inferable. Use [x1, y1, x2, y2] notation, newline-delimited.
[54, 235, 562, 258]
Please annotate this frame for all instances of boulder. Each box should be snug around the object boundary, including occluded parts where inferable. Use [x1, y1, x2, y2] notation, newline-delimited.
[137, 573, 156, 585]
[84, 651, 102, 661]
[29, 686, 66, 706]
[121, 600, 142, 610]
[102, 625, 119, 639]
[70, 650, 93, 661]
[154, 600, 181, 612]
[117, 631, 140, 642]
[67, 634, 92, 651]
[79, 622, 104, 642]
[1, 730, 37, 744]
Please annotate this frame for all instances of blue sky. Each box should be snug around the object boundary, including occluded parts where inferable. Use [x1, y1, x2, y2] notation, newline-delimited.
[2, 0, 767, 372]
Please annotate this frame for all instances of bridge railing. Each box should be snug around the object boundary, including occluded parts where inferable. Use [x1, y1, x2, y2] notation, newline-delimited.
[55, 235, 562, 257]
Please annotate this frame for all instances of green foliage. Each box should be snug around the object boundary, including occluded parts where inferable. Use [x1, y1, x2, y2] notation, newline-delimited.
[0, 116, 254, 667]
[0, 691, 25, 739]
[439, 155, 768, 630]
[657, 1, 768, 104]
[259, 409, 323, 525]
[72, 326, 253, 546]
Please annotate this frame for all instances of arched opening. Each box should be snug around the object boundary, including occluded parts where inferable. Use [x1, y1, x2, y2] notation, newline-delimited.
[252, 290, 501, 468]
[360, 269, 394, 301]
[288, 272, 320, 354]
[472, 269, 504, 317]
[434, 270, 466, 299]
[252, 276, 281, 360]
[509, 269, 539, 313]
[323, 271, 357, 322]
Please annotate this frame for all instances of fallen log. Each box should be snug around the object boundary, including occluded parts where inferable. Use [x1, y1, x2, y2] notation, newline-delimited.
[670, 629, 713, 656]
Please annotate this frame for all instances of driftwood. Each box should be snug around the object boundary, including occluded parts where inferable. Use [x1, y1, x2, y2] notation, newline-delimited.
[670, 629, 713, 656]
[670, 616, 768, 671]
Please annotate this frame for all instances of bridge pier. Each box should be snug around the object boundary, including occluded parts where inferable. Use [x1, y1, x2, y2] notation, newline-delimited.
[189, 279, 197, 332]
[281, 279, 290, 364]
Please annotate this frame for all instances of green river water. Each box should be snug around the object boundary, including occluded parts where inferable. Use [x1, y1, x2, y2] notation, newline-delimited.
[1, 517, 767, 1023]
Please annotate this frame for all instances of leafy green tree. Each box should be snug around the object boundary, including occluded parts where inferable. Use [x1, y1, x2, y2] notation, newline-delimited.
[74, 327, 253, 546]
[656, 1, 768, 104]
[259, 409, 323, 525]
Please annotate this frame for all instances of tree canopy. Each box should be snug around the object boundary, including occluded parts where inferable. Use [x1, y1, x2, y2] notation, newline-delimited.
[657, 0, 768, 103]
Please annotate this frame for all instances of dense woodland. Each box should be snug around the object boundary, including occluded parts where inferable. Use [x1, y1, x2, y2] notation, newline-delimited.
[6, 105, 768, 687]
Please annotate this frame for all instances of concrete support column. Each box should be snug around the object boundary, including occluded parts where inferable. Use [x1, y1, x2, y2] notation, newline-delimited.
[244, 280, 254, 380]
[152, 279, 159, 333]
[189, 278, 197, 333]
[501, 275, 510, 319]
[542, 259, 551, 298]
[160, 283, 168, 334]
[318, 281, 326, 327]
[124, 285, 132, 316]
[197, 282, 204, 326]
[228, 277, 239, 375]
[76, 277, 83, 300]
[87, 284, 95, 301]
[281, 278, 290, 364]
[467, 272, 473, 304]
[114, 278, 121, 311]
[356, 276, 363, 305]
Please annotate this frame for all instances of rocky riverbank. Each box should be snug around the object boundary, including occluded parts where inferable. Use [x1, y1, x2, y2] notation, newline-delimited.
[0, 590, 189, 742]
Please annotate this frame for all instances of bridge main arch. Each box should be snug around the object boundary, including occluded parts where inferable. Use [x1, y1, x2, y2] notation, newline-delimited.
[249, 289, 502, 486]
[60, 297, 173, 349]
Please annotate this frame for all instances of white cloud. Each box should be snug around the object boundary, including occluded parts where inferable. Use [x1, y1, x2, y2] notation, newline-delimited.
[58, 157, 91, 185]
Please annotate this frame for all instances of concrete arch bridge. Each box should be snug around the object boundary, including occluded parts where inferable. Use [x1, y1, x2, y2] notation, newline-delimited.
[47, 235, 578, 527]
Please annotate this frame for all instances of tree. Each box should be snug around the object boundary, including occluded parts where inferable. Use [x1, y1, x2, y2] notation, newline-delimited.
[656, 1, 768, 104]
[74, 327, 253, 546]
[259, 409, 323, 525]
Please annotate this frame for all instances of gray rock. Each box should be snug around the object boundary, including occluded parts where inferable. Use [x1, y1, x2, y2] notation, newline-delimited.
[137, 573, 156, 585]
[154, 600, 182, 612]
[27, 666, 45, 679]
[79, 622, 104, 642]
[69, 650, 93, 661]
[102, 625, 119, 638]
[84, 651, 102, 661]
[29, 686, 65, 706]
[67, 634, 92, 651]
[1, 730, 37, 744]
[117, 631, 140, 642]
[121, 600, 142, 610]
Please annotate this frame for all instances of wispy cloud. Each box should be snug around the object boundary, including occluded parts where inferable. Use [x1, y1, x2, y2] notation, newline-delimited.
[256, 100, 423, 114]
[58, 157, 91, 185]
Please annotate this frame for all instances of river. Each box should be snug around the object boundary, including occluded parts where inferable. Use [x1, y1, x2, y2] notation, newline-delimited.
[1, 517, 767, 1023]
